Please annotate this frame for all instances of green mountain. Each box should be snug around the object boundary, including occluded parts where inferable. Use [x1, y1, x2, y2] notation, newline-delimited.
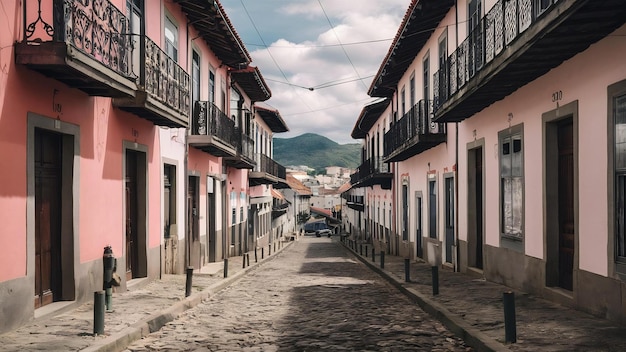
[273, 133, 361, 173]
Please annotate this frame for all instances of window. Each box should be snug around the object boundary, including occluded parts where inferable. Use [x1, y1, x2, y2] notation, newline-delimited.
[468, 0, 483, 76]
[209, 70, 215, 103]
[410, 72, 415, 108]
[230, 88, 242, 122]
[614, 90, 626, 261]
[535, 0, 553, 17]
[164, 16, 178, 62]
[499, 125, 524, 242]
[423, 52, 430, 102]
[192, 51, 200, 103]
[401, 86, 406, 116]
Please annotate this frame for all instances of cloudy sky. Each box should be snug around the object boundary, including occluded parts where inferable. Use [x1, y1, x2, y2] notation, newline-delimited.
[220, 0, 409, 144]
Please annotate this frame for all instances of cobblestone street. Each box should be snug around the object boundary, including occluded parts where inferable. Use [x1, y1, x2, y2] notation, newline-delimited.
[124, 237, 472, 351]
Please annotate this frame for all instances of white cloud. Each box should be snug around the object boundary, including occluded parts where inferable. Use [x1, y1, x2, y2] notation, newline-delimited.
[221, 0, 408, 144]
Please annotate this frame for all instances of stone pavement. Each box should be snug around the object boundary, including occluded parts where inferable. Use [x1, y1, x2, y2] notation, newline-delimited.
[342, 239, 626, 352]
[4, 233, 626, 352]
[0, 239, 294, 352]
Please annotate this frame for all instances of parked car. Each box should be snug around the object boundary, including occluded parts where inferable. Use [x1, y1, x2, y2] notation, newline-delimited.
[315, 228, 332, 237]
[304, 221, 331, 236]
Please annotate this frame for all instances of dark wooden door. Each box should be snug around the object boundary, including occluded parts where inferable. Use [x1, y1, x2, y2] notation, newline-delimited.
[445, 177, 454, 263]
[416, 196, 423, 258]
[558, 120, 574, 290]
[125, 150, 139, 280]
[475, 148, 484, 269]
[187, 176, 200, 269]
[34, 129, 63, 308]
[402, 185, 408, 241]
[208, 192, 216, 262]
[429, 180, 437, 239]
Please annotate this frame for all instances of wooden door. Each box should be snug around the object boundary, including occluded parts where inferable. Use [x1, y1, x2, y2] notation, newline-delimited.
[187, 176, 200, 269]
[558, 120, 574, 290]
[416, 195, 423, 258]
[444, 177, 455, 263]
[34, 130, 63, 308]
[475, 148, 484, 269]
[402, 185, 408, 242]
[428, 180, 437, 239]
[125, 151, 139, 280]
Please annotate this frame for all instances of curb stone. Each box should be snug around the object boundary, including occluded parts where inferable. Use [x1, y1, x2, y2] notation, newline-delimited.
[343, 241, 509, 352]
[81, 241, 294, 352]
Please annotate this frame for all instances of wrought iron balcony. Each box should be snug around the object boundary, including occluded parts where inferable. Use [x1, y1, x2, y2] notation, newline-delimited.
[224, 129, 255, 169]
[188, 101, 237, 157]
[433, 0, 626, 122]
[384, 100, 446, 162]
[345, 195, 364, 212]
[15, 0, 135, 97]
[272, 202, 289, 219]
[114, 36, 190, 128]
[350, 157, 392, 190]
[250, 154, 287, 186]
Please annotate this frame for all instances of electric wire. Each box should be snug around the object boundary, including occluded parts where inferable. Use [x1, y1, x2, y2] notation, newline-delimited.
[238, 0, 315, 107]
[316, 0, 369, 91]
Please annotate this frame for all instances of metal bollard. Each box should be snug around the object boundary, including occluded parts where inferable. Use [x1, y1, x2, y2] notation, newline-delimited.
[360, 244, 363, 255]
[246, 253, 250, 267]
[503, 291, 517, 343]
[94, 291, 105, 336]
[372, 248, 376, 262]
[380, 251, 385, 269]
[242, 253, 247, 268]
[224, 258, 229, 278]
[269, 244, 272, 256]
[255, 248, 258, 263]
[431, 266, 439, 295]
[404, 259, 410, 282]
[262, 248, 264, 259]
[185, 266, 193, 297]
[105, 287, 113, 312]
[365, 246, 369, 257]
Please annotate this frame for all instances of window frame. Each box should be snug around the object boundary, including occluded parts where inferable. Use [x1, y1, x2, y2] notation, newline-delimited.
[164, 14, 179, 62]
[498, 123, 524, 251]
[609, 79, 626, 275]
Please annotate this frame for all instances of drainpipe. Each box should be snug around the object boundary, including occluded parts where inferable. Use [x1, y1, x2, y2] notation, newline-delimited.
[184, 18, 191, 271]
[391, 90, 397, 256]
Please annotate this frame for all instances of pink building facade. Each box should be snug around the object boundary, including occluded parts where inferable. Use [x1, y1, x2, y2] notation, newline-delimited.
[0, 0, 287, 333]
[349, 0, 626, 323]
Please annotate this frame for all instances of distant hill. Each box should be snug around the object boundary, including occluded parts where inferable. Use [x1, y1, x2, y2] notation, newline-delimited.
[273, 133, 361, 172]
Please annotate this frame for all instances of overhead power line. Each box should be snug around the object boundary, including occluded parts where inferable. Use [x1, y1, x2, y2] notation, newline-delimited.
[317, 0, 369, 92]
[238, 0, 314, 110]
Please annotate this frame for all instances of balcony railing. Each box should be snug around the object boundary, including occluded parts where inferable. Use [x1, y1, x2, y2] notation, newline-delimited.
[344, 195, 364, 211]
[350, 157, 391, 189]
[254, 154, 287, 180]
[46, 0, 131, 77]
[142, 37, 190, 118]
[17, 0, 135, 96]
[224, 129, 255, 169]
[384, 100, 446, 158]
[433, 0, 557, 112]
[237, 131, 255, 161]
[192, 101, 235, 144]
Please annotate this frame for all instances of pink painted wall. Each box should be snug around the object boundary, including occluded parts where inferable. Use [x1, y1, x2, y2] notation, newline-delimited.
[0, 0, 162, 282]
[455, 24, 626, 276]
[188, 146, 221, 240]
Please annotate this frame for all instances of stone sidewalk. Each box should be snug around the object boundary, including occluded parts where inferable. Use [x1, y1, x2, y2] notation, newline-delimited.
[342, 239, 626, 352]
[0, 239, 293, 352]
